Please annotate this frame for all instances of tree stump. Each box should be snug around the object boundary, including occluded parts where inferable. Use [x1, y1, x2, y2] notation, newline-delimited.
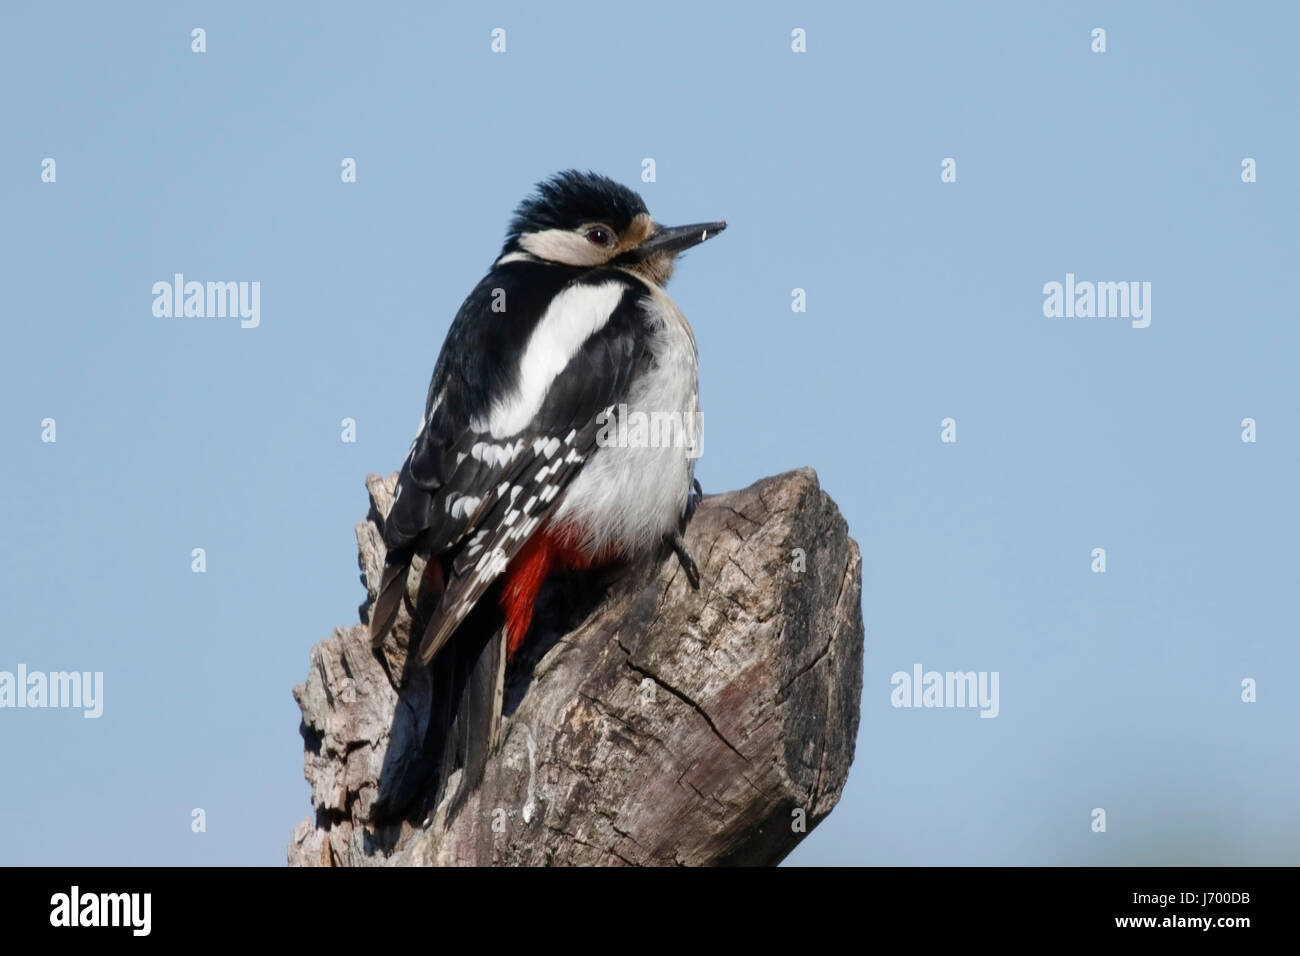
[288, 467, 863, 866]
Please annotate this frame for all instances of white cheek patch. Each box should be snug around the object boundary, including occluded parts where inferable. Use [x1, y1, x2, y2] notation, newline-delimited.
[473, 281, 627, 438]
[518, 229, 608, 267]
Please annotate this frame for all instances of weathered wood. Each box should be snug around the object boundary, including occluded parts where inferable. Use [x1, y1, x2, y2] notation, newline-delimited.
[289, 467, 863, 866]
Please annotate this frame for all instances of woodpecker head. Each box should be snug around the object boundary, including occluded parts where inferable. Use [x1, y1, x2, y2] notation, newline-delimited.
[500, 170, 726, 285]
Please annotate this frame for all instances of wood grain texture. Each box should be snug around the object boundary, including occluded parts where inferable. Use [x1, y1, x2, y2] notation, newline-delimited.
[289, 467, 863, 866]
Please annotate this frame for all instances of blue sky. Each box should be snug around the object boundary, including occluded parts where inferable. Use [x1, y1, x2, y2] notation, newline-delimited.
[1, 1, 1295, 865]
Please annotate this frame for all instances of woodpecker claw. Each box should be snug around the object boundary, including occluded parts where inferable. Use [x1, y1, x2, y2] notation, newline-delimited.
[682, 478, 704, 530]
[670, 532, 701, 589]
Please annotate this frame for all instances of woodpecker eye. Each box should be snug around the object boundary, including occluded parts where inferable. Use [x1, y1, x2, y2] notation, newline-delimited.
[585, 227, 613, 247]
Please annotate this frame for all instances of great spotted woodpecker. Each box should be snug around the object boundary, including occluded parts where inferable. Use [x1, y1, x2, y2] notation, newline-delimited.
[369, 170, 725, 817]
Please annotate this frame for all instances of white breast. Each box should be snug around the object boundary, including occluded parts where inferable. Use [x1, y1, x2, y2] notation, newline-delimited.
[551, 283, 699, 559]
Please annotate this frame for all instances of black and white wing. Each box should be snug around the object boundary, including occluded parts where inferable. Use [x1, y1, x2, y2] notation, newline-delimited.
[369, 266, 652, 663]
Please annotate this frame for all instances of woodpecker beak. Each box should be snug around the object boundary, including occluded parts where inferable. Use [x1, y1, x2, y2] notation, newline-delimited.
[632, 220, 727, 259]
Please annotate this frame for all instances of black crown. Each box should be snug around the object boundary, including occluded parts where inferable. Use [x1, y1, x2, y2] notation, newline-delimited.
[506, 170, 648, 243]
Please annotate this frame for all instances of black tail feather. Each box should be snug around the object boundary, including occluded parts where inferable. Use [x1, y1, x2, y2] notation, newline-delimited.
[410, 583, 507, 824]
[369, 560, 409, 648]
[371, 552, 448, 651]
[453, 621, 506, 809]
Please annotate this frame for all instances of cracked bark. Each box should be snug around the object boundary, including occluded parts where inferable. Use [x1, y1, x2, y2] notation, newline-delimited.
[288, 467, 863, 867]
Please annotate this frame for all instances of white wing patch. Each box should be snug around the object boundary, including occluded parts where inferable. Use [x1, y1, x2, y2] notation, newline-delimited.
[471, 438, 525, 468]
[445, 493, 482, 519]
[421, 428, 594, 661]
[532, 436, 561, 458]
[472, 281, 626, 439]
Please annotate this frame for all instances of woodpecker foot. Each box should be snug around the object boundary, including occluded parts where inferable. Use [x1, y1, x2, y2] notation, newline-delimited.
[682, 478, 704, 528]
[670, 532, 701, 589]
